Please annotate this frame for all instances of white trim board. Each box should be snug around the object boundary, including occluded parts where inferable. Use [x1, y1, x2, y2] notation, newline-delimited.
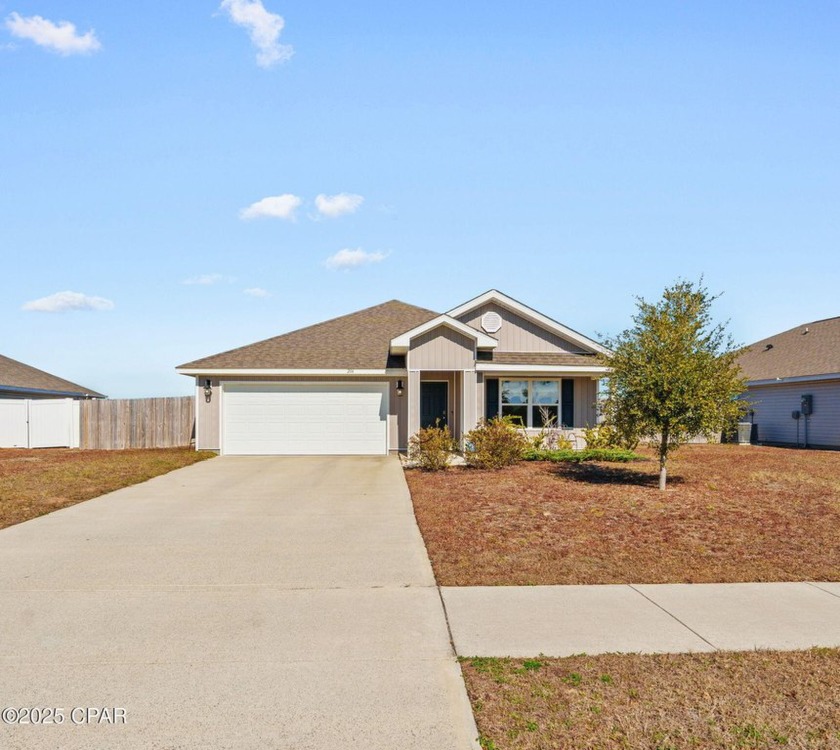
[178, 368, 407, 377]
[747, 373, 840, 386]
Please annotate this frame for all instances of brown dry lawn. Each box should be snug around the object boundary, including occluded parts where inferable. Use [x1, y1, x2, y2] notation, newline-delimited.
[0, 447, 215, 529]
[462, 649, 840, 750]
[405, 444, 840, 585]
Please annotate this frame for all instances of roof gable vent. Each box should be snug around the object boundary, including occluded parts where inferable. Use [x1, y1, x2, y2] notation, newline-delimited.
[481, 311, 502, 333]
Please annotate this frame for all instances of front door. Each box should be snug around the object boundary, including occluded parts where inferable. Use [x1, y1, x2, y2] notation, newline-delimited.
[420, 381, 448, 429]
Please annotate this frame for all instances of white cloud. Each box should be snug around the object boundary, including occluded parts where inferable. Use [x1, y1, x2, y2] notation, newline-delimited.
[5, 12, 101, 56]
[239, 193, 302, 220]
[324, 248, 389, 271]
[219, 0, 292, 68]
[22, 291, 114, 313]
[183, 273, 225, 286]
[244, 287, 269, 297]
[315, 193, 364, 218]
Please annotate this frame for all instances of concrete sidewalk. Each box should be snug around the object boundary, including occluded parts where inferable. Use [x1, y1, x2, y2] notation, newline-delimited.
[442, 582, 840, 657]
[0, 457, 479, 750]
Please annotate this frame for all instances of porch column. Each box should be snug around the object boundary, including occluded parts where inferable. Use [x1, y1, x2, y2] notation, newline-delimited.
[462, 369, 478, 436]
[407, 370, 421, 439]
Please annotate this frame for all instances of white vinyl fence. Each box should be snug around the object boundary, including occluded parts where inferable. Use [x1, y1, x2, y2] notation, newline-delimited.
[0, 399, 80, 448]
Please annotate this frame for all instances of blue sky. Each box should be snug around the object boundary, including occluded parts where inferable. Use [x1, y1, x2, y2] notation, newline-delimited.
[2, 1, 838, 398]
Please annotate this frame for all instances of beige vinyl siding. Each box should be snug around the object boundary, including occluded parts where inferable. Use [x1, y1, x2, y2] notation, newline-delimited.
[746, 379, 840, 448]
[456, 302, 586, 354]
[196, 378, 221, 450]
[408, 327, 475, 370]
[390, 379, 408, 451]
[574, 378, 599, 427]
[197, 375, 404, 452]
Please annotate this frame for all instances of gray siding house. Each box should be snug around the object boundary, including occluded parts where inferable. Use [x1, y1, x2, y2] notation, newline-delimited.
[177, 290, 610, 455]
[738, 316, 840, 448]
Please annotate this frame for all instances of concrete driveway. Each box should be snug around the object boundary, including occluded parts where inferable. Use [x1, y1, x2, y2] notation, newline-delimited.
[0, 456, 478, 749]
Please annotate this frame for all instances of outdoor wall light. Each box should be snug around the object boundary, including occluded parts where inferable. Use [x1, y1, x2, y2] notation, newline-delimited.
[204, 379, 213, 403]
[396, 380, 404, 397]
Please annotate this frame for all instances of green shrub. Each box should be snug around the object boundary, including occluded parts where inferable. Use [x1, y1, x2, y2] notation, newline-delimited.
[524, 447, 644, 463]
[582, 424, 639, 451]
[408, 424, 456, 470]
[465, 416, 528, 469]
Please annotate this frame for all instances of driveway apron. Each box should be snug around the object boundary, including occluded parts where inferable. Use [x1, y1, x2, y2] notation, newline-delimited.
[0, 456, 478, 749]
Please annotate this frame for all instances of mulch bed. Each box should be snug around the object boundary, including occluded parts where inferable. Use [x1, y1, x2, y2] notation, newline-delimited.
[405, 444, 840, 585]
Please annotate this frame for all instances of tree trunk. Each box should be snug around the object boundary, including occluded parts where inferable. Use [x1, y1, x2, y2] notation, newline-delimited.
[659, 428, 669, 491]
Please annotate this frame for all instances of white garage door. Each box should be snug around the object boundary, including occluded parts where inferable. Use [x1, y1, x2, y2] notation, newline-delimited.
[222, 382, 389, 455]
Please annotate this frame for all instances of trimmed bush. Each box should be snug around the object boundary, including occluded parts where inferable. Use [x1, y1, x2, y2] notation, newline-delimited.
[465, 416, 528, 469]
[524, 447, 644, 463]
[408, 424, 456, 471]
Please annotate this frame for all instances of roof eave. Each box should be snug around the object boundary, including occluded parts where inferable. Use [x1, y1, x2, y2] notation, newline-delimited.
[0, 384, 105, 399]
[476, 363, 610, 375]
[176, 368, 407, 377]
[746, 372, 840, 386]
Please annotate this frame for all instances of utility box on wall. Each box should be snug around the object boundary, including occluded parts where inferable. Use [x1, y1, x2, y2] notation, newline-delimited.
[800, 394, 813, 415]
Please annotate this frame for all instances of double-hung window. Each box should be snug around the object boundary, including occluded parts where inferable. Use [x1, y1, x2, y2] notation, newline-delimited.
[500, 379, 565, 428]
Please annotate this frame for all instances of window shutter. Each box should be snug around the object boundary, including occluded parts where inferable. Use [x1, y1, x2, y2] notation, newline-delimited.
[561, 379, 574, 427]
[485, 378, 500, 419]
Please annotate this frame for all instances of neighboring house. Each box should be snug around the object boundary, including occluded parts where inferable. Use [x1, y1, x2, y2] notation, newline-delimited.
[0, 354, 104, 400]
[0, 354, 104, 449]
[737, 316, 840, 448]
[176, 290, 610, 455]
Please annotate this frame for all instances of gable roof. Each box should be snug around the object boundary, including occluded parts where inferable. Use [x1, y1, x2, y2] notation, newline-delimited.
[389, 314, 499, 354]
[738, 316, 840, 383]
[177, 300, 440, 373]
[446, 289, 611, 356]
[0, 354, 105, 398]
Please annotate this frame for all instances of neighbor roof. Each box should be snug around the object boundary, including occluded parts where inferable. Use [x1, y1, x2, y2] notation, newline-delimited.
[738, 316, 840, 382]
[0, 354, 105, 398]
[177, 300, 440, 371]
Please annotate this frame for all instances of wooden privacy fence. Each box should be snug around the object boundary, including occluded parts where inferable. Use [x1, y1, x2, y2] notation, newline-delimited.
[80, 397, 195, 450]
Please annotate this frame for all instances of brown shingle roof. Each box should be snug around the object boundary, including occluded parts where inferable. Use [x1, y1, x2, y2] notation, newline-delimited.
[178, 300, 440, 371]
[737, 316, 840, 381]
[0, 355, 105, 398]
[486, 352, 599, 366]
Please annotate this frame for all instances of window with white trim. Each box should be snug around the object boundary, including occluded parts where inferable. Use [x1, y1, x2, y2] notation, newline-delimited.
[500, 379, 559, 428]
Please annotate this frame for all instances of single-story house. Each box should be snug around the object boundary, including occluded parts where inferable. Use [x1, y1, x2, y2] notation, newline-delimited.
[176, 290, 610, 455]
[0, 354, 104, 400]
[737, 316, 840, 448]
[0, 355, 104, 449]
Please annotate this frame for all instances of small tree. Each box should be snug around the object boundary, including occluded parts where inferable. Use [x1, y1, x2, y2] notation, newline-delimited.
[600, 279, 748, 490]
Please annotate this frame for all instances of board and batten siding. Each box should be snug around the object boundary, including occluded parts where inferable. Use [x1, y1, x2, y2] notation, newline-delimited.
[408, 327, 475, 370]
[456, 302, 586, 354]
[195, 375, 407, 452]
[746, 379, 840, 448]
[574, 377, 598, 428]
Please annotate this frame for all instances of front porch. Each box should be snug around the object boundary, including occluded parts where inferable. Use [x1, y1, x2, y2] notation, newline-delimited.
[405, 370, 600, 448]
